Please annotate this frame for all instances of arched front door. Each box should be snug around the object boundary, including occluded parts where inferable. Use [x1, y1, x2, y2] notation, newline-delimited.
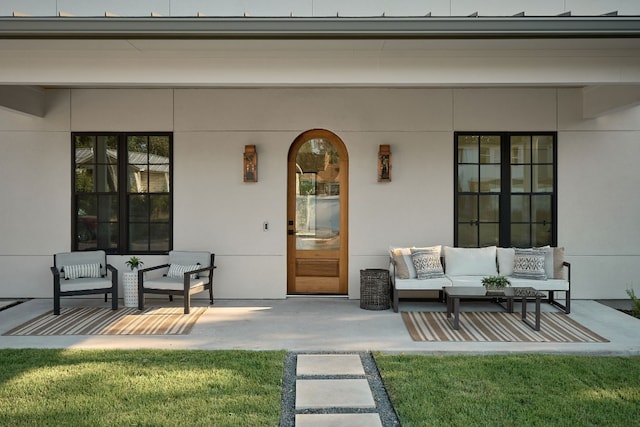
[287, 129, 349, 294]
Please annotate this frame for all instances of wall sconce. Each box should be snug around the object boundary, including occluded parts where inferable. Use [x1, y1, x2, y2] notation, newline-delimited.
[378, 144, 392, 182]
[243, 145, 257, 182]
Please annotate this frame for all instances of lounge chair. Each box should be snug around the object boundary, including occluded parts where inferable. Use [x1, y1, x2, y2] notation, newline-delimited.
[51, 250, 118, 315]
[137, 250, 215, 314]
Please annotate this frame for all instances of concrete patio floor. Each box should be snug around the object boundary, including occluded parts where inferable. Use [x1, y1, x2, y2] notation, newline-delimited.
[0, 297, 638, 354]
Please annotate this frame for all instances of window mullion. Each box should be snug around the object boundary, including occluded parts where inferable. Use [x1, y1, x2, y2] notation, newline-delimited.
[500, 134, 511, 247]
[119, 133, 128, 255]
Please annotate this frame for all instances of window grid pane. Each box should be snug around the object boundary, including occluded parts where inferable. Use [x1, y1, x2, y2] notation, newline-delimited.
[455, 132, 556, 248]
[73, 132, 172, 254]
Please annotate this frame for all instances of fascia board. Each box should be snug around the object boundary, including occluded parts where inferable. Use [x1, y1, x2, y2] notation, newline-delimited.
[1, 17, 640, 39]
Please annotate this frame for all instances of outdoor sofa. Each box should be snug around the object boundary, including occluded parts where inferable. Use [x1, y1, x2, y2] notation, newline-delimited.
[389, 245, 570, 314]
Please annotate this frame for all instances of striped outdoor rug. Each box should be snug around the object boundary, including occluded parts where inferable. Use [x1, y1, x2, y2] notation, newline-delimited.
[401, 311, 608, 343]
[3, 306, 206, 336]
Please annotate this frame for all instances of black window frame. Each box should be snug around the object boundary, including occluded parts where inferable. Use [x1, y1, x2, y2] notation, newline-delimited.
[454, 131, 558, 248]
[72, 132, 173, 255]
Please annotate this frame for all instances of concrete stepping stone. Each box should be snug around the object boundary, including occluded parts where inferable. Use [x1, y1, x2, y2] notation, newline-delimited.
[297, 354, 365, 376]
[296, 378, 375, 409]
[296, 413, 383, 427]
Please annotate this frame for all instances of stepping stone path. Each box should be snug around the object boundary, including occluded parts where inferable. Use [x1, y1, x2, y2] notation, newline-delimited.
[280, 352, 400, 426]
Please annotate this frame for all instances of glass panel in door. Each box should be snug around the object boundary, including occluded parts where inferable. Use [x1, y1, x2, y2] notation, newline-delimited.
[287, 130, 348, 294]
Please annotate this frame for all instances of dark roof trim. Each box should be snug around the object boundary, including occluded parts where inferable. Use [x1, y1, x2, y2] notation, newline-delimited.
[1, 16, 640, 39]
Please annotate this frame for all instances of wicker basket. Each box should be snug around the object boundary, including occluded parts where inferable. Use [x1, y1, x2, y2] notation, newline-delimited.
[360, 269, 390, 310]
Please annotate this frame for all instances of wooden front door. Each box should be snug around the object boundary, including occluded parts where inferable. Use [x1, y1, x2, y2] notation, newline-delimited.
[287, 129, 348, 294]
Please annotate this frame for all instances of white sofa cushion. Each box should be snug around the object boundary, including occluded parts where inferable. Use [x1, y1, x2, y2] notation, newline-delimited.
[444, 246, 498, 276]
[508, 277, 569, 291]
[446, 275, 485, 287]
[497, 247, 515, 276]
[393, 276, 451, 291]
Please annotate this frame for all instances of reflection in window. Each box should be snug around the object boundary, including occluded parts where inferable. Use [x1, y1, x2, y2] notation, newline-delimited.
[295, 139, 340, 250]
[455, 132, 557, 248]
[73, 133, 172, 254]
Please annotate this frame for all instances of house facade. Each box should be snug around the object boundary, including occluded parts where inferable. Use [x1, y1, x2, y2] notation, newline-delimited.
[1, 0, 640, 301]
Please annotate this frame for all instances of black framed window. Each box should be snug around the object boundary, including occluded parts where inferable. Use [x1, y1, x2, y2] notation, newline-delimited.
[73, 132, 172, 254]
[454, 132, 557, 248]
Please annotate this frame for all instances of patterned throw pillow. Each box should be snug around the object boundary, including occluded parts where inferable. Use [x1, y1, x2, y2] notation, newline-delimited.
[390, 247, 412, 279]
[167, 263, 200, 279]
[64, 263, 101, 280]
[410, 248, 445, 280]
[512, 249, 547, 280]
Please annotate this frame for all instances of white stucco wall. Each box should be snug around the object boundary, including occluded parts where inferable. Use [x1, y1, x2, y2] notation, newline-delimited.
[1, 87, 639, 300]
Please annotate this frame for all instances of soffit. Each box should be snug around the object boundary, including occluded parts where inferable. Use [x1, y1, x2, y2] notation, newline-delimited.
[0, 17, 639, 90]
[1, 37, 640, 55]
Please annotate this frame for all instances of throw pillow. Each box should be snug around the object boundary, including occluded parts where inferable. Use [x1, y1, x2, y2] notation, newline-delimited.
[389, 247, 412, 279]
[167, 263, 200, 279]
[63, 263, 101, 280]
[553, 247, 565, 279]
[410, 248, 445, 280]
[512, 248, 547, 280]
[534, 246, 566, 279]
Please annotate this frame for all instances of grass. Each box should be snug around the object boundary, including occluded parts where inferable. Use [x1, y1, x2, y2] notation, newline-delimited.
[3, 349, 640, 427]
[375, 354, 640, 427]
[0, 349, 285, 427]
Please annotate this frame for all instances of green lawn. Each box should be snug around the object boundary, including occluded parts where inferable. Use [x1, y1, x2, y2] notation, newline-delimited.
[2, 349, 639, 427]
[0, 349, 285, 427]
[375, 354, 640, 427]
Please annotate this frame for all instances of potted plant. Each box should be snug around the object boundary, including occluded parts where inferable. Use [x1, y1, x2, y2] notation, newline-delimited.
[482, 275, 511, 294]
[125, 256, 144, 272]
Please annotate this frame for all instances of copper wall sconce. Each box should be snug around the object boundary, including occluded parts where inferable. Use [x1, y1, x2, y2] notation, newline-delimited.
[378, 144, 391, 182]
[243, 145, 257, 182]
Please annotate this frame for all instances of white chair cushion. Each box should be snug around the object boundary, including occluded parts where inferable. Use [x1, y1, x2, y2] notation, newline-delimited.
[142, 276, 207, 291]
[60, 277, 113, 292]
[56, 250, 107, 278]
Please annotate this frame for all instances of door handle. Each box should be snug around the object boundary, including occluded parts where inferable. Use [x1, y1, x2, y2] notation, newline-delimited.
[288, 229, 295, 235]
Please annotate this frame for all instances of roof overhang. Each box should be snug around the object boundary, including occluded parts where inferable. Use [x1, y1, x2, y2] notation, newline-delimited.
[1, 16, 640, 118]
[1, 16, 640, 39]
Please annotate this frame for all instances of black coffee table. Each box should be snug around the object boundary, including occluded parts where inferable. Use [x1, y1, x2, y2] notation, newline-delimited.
[444, 286, 545, 331]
